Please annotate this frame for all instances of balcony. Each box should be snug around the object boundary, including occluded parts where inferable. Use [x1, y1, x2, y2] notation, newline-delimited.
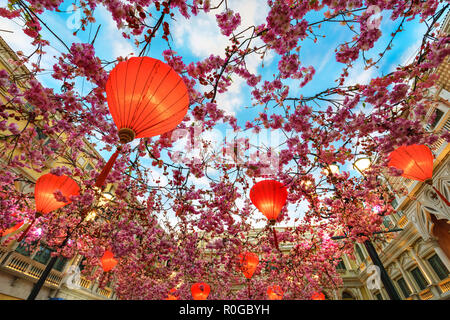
[438, 277, 450, 294]
[397, 216, 409, 228]
[0, 247, 63, 288]
[419, 288, 434, 300]
[0, 246, 115, 300]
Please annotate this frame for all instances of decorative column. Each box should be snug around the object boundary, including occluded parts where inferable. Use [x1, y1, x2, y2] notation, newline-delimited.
[427, 238, 450, 272]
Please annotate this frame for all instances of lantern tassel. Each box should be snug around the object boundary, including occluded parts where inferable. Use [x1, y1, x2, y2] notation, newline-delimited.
[17, 217, 36, 242]
[432, 186, 450, 207]
[272, 227, 280, 251]
[247, 278, 251, 300]
[94, 146, 122, 189]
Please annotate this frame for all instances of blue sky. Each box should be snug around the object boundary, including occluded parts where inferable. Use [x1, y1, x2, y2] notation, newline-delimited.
[0, 0, 439, 227]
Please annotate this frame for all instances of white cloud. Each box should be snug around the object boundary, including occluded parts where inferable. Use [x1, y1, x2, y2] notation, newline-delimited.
[95, 5, 137, 59]
[344, 62, 376, 87]
[0, 16, 62, 72]
[172, 0, 270, 115]
[148, 168, 169, 187]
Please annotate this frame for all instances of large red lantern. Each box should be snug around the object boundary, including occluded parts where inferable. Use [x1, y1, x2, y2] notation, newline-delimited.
[267, 285, 283, 300]
[238, 252, 259, 279]
[1, 221, 24, 237]
[250, 180, 288, 222]
[101, 250, 118, 272]
[250, 180, 288, 250]
[191, 282, 210, 300]
[388, 144, 449, 206]
[18, 173, 80, 242]
[95, 57, 189, 188]
[311, 291, 325, 300]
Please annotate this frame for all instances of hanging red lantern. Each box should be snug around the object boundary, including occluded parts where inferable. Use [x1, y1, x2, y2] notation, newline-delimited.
[18, 173, 80, 242]
[250, 180, 288, 222]
[250, 180, 288, 250]
[388, 144, 449, 206]
[388, 144, 433, 182]
[311, 292, 325, 300]
[101, 250, 118, 272]
[165, 288, 178, 300]
[1, 221, 24, 237]
[191, 282, 210, 300]
[267, 285, 283, 300]
[34, 173, 80, 214]
[95, 57, 189, 189]
[238, 251, 259, 279]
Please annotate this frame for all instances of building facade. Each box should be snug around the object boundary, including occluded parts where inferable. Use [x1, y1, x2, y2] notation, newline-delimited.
[0, 35, 117, 300]
[333, 13, 450, 300]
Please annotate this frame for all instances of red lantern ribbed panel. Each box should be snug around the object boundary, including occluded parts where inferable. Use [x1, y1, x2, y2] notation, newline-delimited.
[311, 292, 325, 300]
[387, 144, 433, 182]
[238, 252, 259, 279]
[191, 282, 210, 300]
[1, 221, 24, 237]
[267, 285, 283, 300]
[101, 250, 118, 272]
[34, 173, 80, 215]
[106, 57, 189, 139]
[249, 180, 288, 221]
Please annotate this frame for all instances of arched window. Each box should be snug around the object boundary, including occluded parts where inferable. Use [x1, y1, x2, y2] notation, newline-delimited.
[342, 291, 354, 300]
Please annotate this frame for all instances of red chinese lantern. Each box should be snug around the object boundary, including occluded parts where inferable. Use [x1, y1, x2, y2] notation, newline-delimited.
[18, 173, 80, 242]
[95, 57, 189, 188]
[191, 282, 210, 300]
[250, 180, 287, 250]
[267, 285, 283, 300]
[311, 292, 325, 300]
[388, 144, 449, 206]
[1, 221, 24, 237]
[238, 252, 259, 279]
[101, 250, 118, 272]
[250, 180, 288, 222]
[165, 288, 178, 300]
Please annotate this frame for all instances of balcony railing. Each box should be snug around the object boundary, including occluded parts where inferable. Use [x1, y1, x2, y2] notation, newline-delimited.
[419, 288, 434, 300]
[397, 216, 409, 228]
[1, 251, 63, 287]
[438, 277, 450, 293]
[0, 247, 115, 300]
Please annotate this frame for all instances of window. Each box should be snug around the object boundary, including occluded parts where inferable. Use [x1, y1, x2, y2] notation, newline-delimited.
[78, 257, 87, 272]
[336, 258, 346, 270]
[396, 277, 411, 298]
[53, 257, 68, 272]
[15, 241, 32, 256]
[85, 163, 94, 172]
[427, 254, 449, 281]
[342, 291, 354, 300]
[33, 246, 52, 265]
[35, 127, 48, 141]
[355, 244, 365, 262]
[24, 102, 35, 111]
[428, 108, 444, 130]
[391, 198, 398, 209]
[77, 156, 86, 167]
[410, 267, 428, 290]
[383, 217, 392, 229]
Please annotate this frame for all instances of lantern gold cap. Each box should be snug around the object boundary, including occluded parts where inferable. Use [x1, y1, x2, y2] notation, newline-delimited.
[118, 128, 135, 144]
